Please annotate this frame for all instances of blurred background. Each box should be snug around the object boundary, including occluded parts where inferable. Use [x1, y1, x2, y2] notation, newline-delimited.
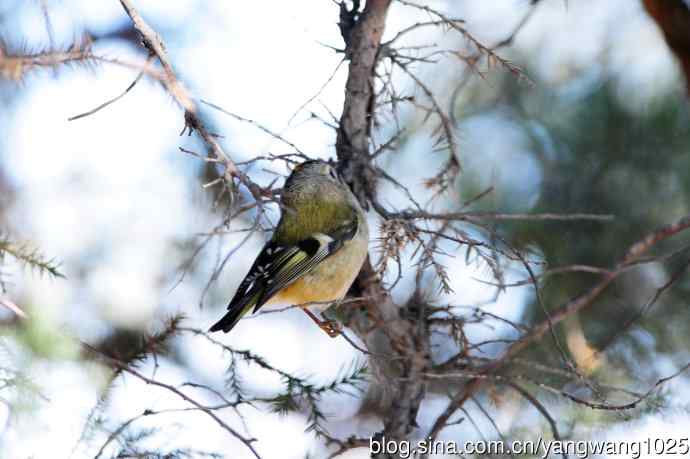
[1, 0, 689, 457]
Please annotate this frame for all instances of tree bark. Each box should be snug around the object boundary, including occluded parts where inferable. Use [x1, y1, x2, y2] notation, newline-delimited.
[643, 0, 690, 94]
[335, 0, 429, 453]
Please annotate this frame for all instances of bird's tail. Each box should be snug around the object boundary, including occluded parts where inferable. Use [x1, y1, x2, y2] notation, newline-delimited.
[209, 292, 261, 333]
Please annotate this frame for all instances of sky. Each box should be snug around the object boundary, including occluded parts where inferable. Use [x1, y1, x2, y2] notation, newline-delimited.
[0, 0, 687, 458]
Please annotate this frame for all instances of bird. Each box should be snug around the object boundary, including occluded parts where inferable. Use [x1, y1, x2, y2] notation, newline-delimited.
[209, 160, 369, 337]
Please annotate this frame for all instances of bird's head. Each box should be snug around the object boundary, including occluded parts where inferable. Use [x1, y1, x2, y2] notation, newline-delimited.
[284, 159, 342, 191]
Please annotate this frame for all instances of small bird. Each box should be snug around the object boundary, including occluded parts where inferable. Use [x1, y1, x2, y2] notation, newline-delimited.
[209, 160, 369, 337]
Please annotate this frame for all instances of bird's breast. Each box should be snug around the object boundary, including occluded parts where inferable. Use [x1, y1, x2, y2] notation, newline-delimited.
[269, 225, 368, 311]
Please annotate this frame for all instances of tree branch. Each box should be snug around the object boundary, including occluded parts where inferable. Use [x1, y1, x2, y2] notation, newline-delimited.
[429, 213, 690, 438]
[117, 0, 263, 197]
[83, 342, 262, 459]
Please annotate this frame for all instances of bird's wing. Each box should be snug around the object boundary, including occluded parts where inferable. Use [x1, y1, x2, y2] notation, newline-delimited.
[209, 216, 359, 333]
[225, 217, 359, 315]
[252, 216, 359, 310]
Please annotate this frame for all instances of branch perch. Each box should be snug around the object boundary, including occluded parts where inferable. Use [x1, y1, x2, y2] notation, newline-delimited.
[118, 0, 246, 184]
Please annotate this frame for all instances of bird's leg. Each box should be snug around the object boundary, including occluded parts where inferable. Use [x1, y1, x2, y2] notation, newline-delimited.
[303, 307, 341, 338]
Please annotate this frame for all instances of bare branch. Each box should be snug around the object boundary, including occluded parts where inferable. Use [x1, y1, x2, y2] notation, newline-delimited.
[200, 100, 309, 157]
[387, 209, 615, 222]
[0, 297, 27, 319]
[0, 39, 93, 80]
[508, 382, 564, 455]
[68, 54, 154, 121]
[117, 0, 262, 198]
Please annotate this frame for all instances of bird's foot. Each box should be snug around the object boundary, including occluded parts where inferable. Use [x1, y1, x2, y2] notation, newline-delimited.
[319, 320, 342, 338]
[303, 307, 342, 338]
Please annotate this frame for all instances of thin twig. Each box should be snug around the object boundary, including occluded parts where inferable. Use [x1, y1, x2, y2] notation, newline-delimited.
[69, 54, 154, 121]
[83, 342, 261, 459]
[117, 0, 251, 188]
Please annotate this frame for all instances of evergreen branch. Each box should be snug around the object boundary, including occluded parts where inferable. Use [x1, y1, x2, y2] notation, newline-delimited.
[178, 327, 367, 435]
[0, 236, 65, 279]
[83, 341, 261, 459]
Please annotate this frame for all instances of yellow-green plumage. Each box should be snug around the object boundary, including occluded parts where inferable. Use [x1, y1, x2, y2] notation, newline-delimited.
[275, 198, 355, 244]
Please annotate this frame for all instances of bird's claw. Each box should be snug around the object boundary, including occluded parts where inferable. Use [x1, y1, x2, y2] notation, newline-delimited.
[319, 320, 342, 338]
